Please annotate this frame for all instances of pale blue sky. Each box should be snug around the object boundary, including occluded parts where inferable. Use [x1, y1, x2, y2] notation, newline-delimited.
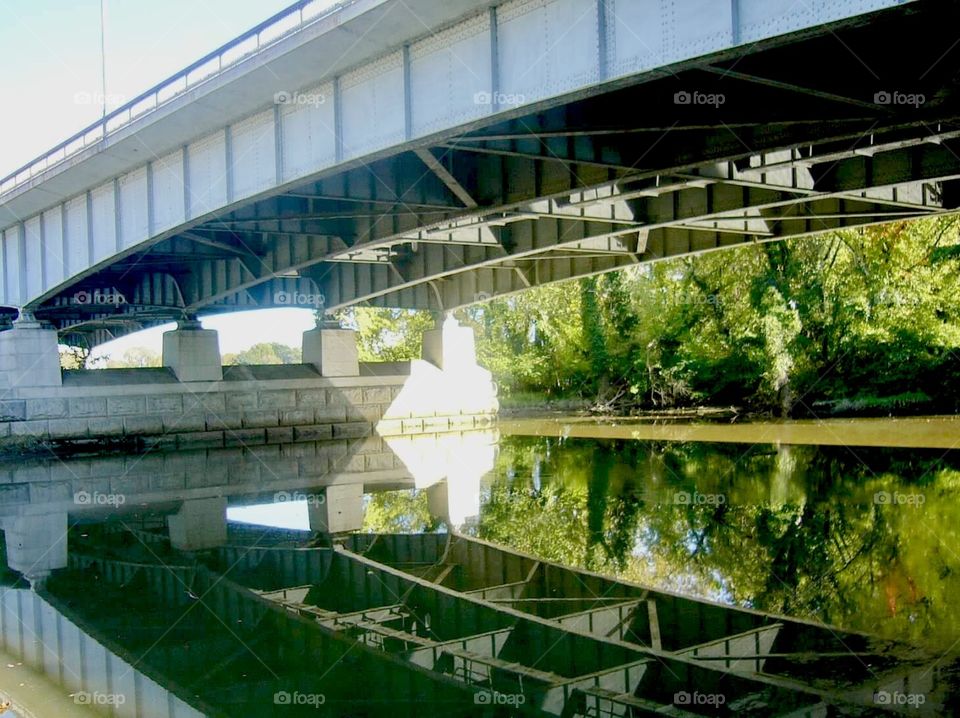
[1, 0, 338, 356]
[0, 0, 312, 175]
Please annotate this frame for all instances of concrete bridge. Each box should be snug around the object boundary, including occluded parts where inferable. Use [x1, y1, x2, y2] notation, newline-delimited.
[0, 0, 958, 391]
[2, 4, 956, 710]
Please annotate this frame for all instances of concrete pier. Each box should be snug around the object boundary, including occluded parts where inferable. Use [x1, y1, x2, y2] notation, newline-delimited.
[168, 497, 228, 550]
[0, 315, 62, 391]
[162, 319, 223, 382]
[0, 311, 497, 451]
[421, 315, 477, 372]
[302, 323, 359, 377]
[308, 483, 364, 534]
[2, 512, 68, 583]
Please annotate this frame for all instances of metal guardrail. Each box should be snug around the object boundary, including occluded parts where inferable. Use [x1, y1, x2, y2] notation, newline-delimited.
[0, 0, 354, 198]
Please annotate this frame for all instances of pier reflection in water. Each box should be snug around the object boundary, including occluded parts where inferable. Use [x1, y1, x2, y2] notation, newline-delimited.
[0, 418, 958, 715]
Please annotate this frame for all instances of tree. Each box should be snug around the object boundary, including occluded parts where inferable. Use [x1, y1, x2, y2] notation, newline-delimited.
[458, 217, 960, 416]
[105, 347, 161, 368]
[337, 308, 435, 361]
[223, 342, 302, 365]
[362, 489, 441, 533]
[60, 344, 107, 370]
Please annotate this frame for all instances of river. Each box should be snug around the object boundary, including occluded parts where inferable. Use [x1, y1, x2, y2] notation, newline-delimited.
[3, 415, 959, 715]
[473, 416, 960, 653]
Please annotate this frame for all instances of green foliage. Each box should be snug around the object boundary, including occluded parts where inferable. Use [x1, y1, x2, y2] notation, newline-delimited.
[105, 346, 161, 368]
[475, 436, 960, 651]
[59, 344, 102, 370]
[338, 307, 435, 362]
[580, 277, 608, 392]
[362, 489, 441, 533]
[456, 283, 592, 398]
[223, 342, 301, 365]
[463, 218, 960, 415]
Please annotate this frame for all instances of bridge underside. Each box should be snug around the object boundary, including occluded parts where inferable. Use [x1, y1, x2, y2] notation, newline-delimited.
[26, 1, 960, 347]
[41, 527, 950, 716]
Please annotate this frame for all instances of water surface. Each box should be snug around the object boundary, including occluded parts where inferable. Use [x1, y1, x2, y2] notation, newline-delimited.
[365, 417, 960, 653]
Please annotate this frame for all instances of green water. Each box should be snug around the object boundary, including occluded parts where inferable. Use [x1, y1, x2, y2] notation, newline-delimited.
[367, 419, 960, 653]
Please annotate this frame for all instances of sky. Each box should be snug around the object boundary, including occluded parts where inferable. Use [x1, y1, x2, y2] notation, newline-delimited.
[89, 307, 319, 360]
[0, 0, 337, 356]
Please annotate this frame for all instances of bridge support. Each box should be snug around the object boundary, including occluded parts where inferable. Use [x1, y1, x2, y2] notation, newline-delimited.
[162, 319, 222, 382]
[302, 323, 359, 377]
[308, 484, 364, 534]
[421, 315, 476, 371]
[0, 314, 62, 390]
[2, 512, 68, 584]
[167, 497, 227, 550]
[374, 315, 498, 427]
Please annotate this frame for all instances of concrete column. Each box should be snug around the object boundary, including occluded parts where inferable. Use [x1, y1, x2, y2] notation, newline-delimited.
[388, 431, 492, 529]
[426, 482, 449, 525]
[302, 322, 359, 377]
[168, 497, 227, 550]
[3, 513, 68, 584]
[0, 314, 62, 390]
[421, 314, 477, 371]
[162, 319, 222, 382]
[307, 483, 364, 534]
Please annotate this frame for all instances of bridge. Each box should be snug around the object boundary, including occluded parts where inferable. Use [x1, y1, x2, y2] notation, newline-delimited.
[0, 1, 956, 416]
[7, 526, 950, 716]
[0, 0, 957, 366]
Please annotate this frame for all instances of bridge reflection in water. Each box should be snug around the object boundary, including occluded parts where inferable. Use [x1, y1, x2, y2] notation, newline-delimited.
[0, 425, 955, 716]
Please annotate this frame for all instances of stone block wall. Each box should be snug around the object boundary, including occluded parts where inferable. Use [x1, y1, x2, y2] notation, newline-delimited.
[0, 426, 500, 520]
[0, 362, 497, 453]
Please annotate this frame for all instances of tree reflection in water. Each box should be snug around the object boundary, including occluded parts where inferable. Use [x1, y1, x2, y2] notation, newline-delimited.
[467, 437, 960, 653]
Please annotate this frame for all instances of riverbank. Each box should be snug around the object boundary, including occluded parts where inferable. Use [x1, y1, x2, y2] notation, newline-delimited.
[499, 390, 947, 421]
[500, 414, 960, 449]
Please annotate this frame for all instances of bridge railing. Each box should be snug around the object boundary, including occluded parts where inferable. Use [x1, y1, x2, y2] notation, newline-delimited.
[0, 0, 353, 199]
